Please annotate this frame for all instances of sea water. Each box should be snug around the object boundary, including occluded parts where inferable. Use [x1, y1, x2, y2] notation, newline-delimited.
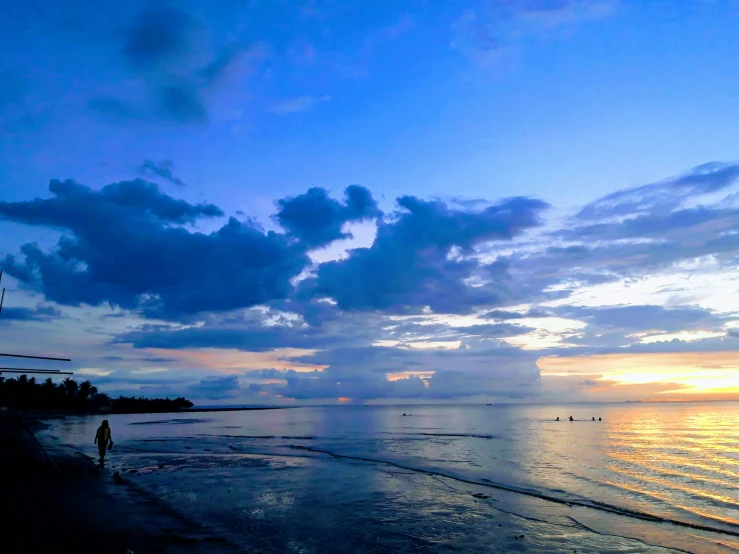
[41, 402, 739, 553]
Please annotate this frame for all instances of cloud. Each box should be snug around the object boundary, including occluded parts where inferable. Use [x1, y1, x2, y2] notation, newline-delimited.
[301, 195, 548, 313]
[454, 323, 535, 338]
[139, 159, 187, 187]
[270, 95, 331, 115]
[188, 375, 241, 400]
[553, 304, 727, 333]
[275, 185, 381, 248]
[115, 322, 343, 352]
[89, 4, 258, 126]
[482, 308, 550, 320]
[452, 0, 618, 65]
[5, 160, 739, 402]
[252, 342, 540, 401]
[576, 162, 739, 220]
[156, 80, 208, 124]
[0, 303, 63, 322]
[497, 163, 739, 304]
[121, 5, 198, 73]
[0, 179, 307, 319]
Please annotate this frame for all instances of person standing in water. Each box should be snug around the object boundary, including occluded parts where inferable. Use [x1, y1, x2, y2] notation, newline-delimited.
[94, 420, 113, 466]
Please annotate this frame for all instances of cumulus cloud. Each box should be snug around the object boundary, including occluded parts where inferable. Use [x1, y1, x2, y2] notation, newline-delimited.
[0, 179, 306, 319]
[1, 179, 546, 322]
[4, 161, 739, 402]
[301, 195, 548, 313]
[275, 185, 381, 248]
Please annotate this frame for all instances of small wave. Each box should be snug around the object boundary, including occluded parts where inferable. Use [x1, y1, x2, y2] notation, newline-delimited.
[129, 418, 211, 426]
[381, 432, 496, 439]
[215, 434, 317, 440]
[288, 445, 739, 539]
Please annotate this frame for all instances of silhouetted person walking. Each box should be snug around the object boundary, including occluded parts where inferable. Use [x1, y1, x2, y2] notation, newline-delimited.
[95, 420, 113, 466]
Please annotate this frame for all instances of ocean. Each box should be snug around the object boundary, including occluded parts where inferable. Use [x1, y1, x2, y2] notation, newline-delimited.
[40, 402, 739, 553]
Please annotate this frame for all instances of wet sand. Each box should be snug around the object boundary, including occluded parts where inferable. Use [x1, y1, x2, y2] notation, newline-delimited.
[0, 417, 238, 554]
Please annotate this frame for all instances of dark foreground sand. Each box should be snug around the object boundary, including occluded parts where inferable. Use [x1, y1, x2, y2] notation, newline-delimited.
[0, 417, 239, 554]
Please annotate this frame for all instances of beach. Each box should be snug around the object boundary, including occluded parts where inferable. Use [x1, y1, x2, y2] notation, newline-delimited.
[0, 415, 238, 554]
[15, 403, 737, 553]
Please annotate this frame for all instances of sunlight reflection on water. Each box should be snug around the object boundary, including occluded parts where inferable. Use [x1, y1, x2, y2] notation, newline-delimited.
[44, 402, 739, 552]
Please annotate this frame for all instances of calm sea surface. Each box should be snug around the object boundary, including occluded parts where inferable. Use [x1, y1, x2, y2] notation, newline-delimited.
[42, 402, 739, 553]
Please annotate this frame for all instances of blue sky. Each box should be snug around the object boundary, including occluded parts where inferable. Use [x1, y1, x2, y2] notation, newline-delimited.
[1, 0, 739, 404]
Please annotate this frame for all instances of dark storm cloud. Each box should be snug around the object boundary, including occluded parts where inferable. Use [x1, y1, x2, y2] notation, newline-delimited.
[275, 185, 381, 248]
[139, 159, 187, 186]
[301, 196, 548, 313]
[0, 179, 308, 319]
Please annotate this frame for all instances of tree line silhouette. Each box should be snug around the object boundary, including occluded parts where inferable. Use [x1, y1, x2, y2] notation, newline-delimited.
[0, 375, 193, 413]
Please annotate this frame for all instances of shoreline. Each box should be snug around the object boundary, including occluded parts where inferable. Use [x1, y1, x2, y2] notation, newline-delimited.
[1, 414, 239, 553]
[19, 405, 289, 419]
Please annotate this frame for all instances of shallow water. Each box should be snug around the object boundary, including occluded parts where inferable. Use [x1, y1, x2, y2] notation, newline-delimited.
[42, 403, 739, 553]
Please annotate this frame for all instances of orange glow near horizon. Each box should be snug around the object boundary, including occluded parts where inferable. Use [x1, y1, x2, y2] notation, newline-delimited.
[539, 351, 739, 399]
[144, 347, 327, 373]
[338, 397, 351, 403]
[385, 370, 436, 381]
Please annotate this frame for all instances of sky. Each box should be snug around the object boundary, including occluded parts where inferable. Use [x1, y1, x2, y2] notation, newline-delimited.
[1, 0, 739, 405]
